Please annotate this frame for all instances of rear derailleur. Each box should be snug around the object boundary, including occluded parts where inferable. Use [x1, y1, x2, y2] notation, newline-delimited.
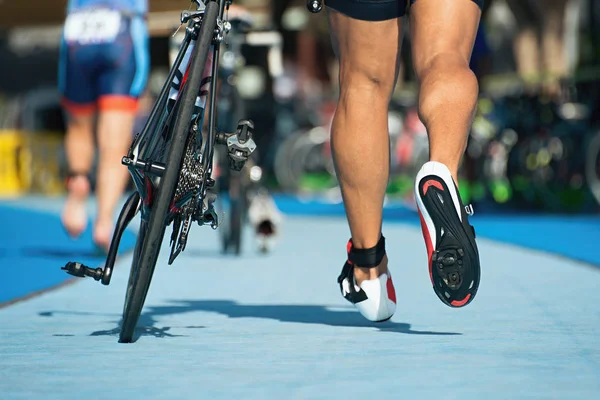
[168, 119, 256, 263]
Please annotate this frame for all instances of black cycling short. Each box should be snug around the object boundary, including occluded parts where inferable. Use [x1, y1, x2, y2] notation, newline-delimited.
[326, 0, 484, 21]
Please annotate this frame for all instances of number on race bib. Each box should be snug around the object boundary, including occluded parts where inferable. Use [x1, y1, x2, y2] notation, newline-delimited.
[64, 9, 122, 45]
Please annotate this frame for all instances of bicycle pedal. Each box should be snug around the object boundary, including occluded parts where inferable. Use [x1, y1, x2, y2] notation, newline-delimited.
[236, 120, 254, 142]
[62, 261, 104, 281]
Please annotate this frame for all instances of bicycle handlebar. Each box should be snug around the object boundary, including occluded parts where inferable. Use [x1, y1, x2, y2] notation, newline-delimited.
[306, 0, 323, 13]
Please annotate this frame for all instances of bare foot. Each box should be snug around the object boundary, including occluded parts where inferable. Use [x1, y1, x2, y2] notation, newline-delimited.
[353, 254, 389, 286]
[93, 218, 114, 254]
[61, 175, 90, 238]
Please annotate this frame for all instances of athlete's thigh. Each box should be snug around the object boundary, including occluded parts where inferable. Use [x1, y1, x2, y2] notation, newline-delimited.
[409, 0, 482, 76]
[326, 0, 407, 88]
[96, 16, 149, 113]
[59, 39, 98, 115]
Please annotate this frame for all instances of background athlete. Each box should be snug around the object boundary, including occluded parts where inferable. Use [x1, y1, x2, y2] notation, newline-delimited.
[59, 0, 149, 251]
[327, 0, 482, 321]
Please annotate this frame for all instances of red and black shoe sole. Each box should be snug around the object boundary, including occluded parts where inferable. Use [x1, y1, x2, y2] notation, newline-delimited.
[418, 176, 480, 308]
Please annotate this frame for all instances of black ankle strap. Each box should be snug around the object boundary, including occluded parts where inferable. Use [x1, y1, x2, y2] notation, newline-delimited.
[66, 170, 90, 180]
[347, 235, 386, 268]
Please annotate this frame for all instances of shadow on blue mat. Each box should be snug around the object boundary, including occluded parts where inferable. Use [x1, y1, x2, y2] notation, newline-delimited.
[81, 300, 461, 342]
[38, 301, 461, 342]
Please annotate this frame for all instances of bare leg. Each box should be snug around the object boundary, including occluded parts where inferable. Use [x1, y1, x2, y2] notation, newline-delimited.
[410, 0, 482, 181]
[514, 27, 541, 84]
[410, 0, 483, 308]
[62, 113, 94, 237]
[327, 10, 403, 283]
[539, 0, 569, 96]
[505, 0, 542, 88]
[94, 110, 135, 251]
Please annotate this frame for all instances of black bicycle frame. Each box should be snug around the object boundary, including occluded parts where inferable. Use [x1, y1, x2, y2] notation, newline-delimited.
[124, 0, 229, 222]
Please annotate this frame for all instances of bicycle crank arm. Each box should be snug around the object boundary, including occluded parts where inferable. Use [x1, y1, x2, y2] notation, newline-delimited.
[61, 191, 141, 286]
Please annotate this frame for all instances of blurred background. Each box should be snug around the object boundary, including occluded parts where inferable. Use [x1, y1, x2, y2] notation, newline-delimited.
[0, 0, 599, 215]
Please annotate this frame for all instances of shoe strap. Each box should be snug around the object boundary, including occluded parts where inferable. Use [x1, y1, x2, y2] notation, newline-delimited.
[64, 171, 90, 188]
[346, 235, 386, 268]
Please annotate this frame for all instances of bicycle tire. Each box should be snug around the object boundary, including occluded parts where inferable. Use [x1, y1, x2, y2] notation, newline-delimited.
[220, 170, 246, 255]
[288, 128, 331, 192]
[586, 130, 600, 206]
[123, 219, 147, 317]
[119, 1, 220, 343]
[273, 130, 305, 192]
[228, 181, 245, 255]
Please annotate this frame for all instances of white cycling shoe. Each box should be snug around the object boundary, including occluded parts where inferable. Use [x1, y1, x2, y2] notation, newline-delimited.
[337, 236, 397, 322]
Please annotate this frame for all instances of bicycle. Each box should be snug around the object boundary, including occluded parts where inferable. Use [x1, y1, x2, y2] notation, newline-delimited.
[61, 0, 258, 343]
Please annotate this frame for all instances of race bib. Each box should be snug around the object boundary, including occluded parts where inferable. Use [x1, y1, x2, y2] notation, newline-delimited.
[64, 9, 122, 45]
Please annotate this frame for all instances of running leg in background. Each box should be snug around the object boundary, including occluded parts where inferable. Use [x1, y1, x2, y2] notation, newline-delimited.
[91, 14, 149, 251]
[538, 0, 569, 96]
[93, 107, 138, 251]
[505, 0, 541, 88]
[62, 112, 94, 238]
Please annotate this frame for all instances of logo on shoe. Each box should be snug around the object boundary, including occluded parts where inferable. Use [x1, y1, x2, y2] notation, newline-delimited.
[422, 179, 444, 195]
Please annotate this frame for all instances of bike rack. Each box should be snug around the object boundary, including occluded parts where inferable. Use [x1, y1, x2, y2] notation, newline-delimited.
[61, 191, 141, 286]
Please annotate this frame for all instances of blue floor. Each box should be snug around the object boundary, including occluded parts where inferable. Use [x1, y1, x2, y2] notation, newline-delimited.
[0, 204, 136, 305]
[0, 197, 599, 399]
[1, 212, 599, 399]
